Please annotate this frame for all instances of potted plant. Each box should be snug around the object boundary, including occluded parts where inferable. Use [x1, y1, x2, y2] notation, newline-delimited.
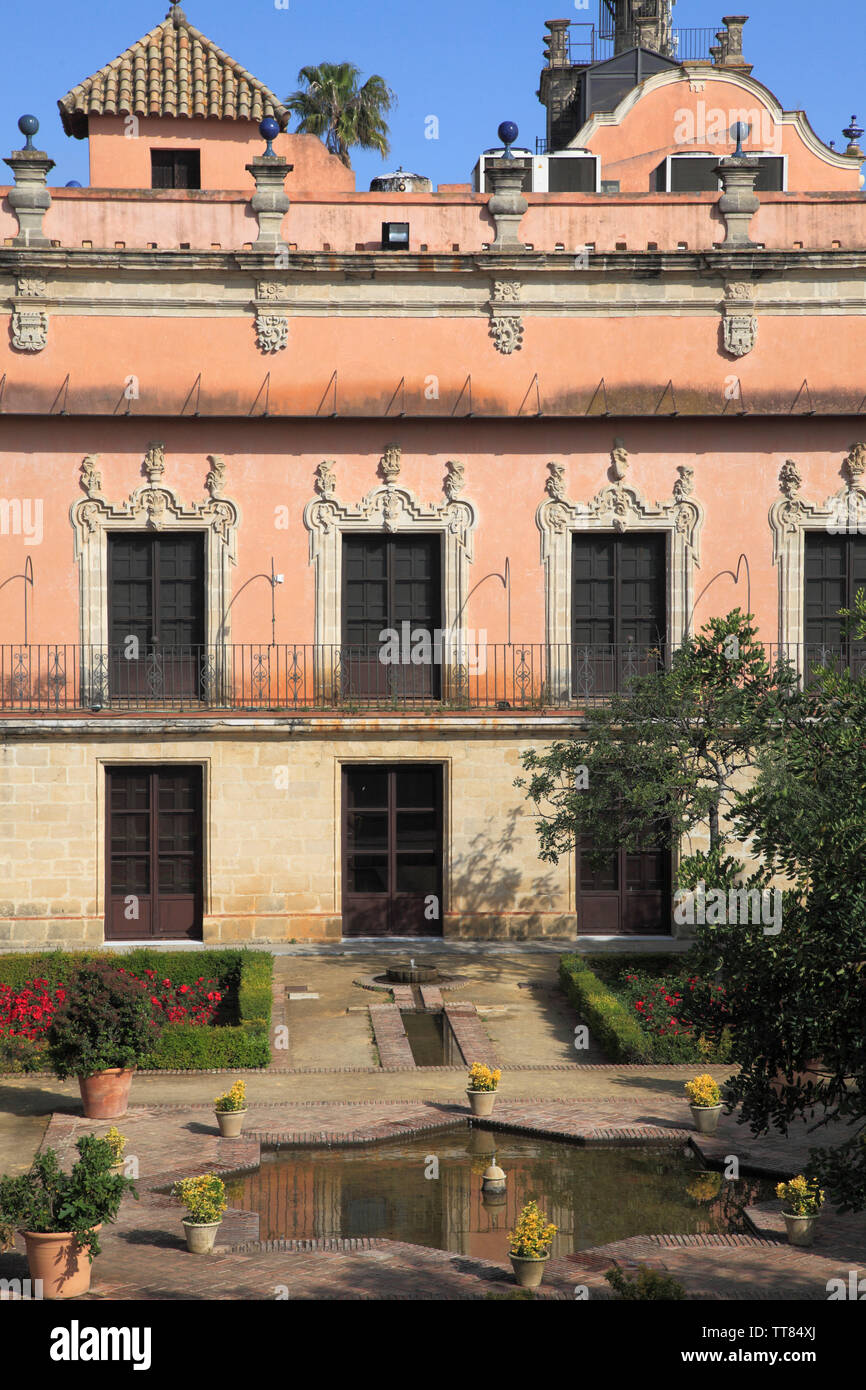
[172, 1174, 227, 1255]
[508, 1200, 557, 1290]
[684, 1073, 724, 1134]
[466, 1062, 501, 1117]
[46, 959, 161, 1119]
[214, 1080, 247, 1138]
[776, 1175, 824, 1247]
[104, 1127, 128, 1175]
[0, 1135, 137, 1299]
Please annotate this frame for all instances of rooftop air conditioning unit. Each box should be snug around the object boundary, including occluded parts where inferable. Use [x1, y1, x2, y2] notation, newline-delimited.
[533, 150, 600, 193]
[473, 148, 534, 194]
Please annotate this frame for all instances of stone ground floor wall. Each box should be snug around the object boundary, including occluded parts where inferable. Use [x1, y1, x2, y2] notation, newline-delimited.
[0, 718, 696, 946]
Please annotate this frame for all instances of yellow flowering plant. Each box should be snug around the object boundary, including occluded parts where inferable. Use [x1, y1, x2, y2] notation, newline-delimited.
[214, 1080, 246, 1113]
[467, 1063, 501, 1093]
[104, 1127, 126, 1162]
[684, 1074, 721, 1108]
[172, 1174, 227, 1225]
[686, 1172, 722, 1204]
[509, 1200, 557, 1259]
[776, 1175, 824, 1217]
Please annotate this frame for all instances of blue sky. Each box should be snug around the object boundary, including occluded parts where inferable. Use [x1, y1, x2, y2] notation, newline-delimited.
[2, 1, 864, 189]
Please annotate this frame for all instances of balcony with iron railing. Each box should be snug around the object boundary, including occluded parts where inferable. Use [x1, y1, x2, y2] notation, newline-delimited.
[563, 21, 717, 66]
[1, 643, 863, 716]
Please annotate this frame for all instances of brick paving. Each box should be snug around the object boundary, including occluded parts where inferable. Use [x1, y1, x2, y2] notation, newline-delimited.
[1, 1099, 862, 1302]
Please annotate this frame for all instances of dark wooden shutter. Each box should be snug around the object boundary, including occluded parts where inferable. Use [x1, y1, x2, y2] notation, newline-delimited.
[804, 533, 866, 673]
[108, 534, 205, 701]
[572, 533, 666, 694]
[341, 536, 441, 698]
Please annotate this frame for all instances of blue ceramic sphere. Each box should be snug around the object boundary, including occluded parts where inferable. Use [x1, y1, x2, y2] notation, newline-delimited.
[497, 120, 519, 148]
[18, 114, 40, 139]
[65, 180, 83, 188]
[259, 117, 280, 142]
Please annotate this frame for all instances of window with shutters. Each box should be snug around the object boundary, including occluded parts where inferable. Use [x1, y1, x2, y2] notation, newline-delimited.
[150, 150, 201, 189]
[107, 533, 205, 701]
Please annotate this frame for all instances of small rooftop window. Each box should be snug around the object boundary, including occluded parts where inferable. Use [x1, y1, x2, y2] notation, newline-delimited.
[151, 150, 201, 190]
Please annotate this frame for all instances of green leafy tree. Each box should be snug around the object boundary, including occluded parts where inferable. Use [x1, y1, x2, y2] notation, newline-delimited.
[686, 591, 866, 1211]
[285, 62, 395, 167]
[518, 611, 797, 887]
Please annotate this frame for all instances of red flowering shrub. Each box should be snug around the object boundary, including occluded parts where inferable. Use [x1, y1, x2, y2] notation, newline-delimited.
[117, 968, 222, 1027]
[619, 971, 732, 1062]
[0, 979, 67, 1040]
[0, 970, 221, 1045]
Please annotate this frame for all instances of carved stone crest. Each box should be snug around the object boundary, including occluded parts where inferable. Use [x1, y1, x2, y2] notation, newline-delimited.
[11, 309, 48, 352]
[314, 460, 337, 499]
[444, 460, 465, 501]
[255, 313, 288, 354]
[144, 442, 166, 485]
[80, 455, 103, 498]
[490, 314, 524, 355]
[723, 313, 758, 358]
[844, 443, 866, 488]
[610, 439, 629, 482]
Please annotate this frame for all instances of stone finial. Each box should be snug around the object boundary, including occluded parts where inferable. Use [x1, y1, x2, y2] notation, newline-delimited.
[779, 459, 802, 500]
[4, 117, 55, 248]
[486, 164, 529, 250]
[144, 442, 166, 484]
[314, 460, 337, 499]
[843, 115, 864, 160]
[610, 439, 629, 482]
[379, 444, 402, 483]
[714, 156, 760, 248]
[80, 455, 103, 498]
[543, 20, 570, 68]
[246, 154, 292, 251]
[444, 460, 464, 501]
[205, 455, 227, 498]
[721, 16, 751, 68]
[844, 443, 866, 488]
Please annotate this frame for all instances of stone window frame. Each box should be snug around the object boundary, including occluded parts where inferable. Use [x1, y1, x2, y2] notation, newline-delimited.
[302, 449, 477, 654]
[535, 449, 705, 694]
[769, 450, 866, 662]
[70, 447, 239, 699]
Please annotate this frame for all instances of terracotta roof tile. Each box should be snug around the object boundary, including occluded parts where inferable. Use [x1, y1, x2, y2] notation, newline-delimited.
[58, 3, 288, 138]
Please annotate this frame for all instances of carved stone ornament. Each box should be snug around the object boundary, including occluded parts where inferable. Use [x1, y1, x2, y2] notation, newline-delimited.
[490, 313, 524, 355]
[725, 281, 755, 302]
[70, 448, 240, 655]
[257, 281, 287, 301]
[11, 308, 48, 352]
[303, 452, 478, 646]
[379, 444, 402, 484]
[610, 439, 629, 482]
[536, 456, 705, 656]
[492, 280, 522, 303]
[16, 277, 47, 298]
[770, 453, 866, 652]
[255, 312, 288, 354]
[723, 313, 758, 358]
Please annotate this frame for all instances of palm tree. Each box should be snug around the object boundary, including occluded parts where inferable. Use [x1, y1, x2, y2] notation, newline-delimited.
[285, 62, 395, 168]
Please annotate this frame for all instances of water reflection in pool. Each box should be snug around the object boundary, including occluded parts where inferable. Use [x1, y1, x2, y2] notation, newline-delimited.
[225, 1129, 773, 1260]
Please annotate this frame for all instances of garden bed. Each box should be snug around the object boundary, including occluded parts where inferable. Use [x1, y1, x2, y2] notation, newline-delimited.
[560, 953, 731, 1065]
[0, 949, 273, 1073]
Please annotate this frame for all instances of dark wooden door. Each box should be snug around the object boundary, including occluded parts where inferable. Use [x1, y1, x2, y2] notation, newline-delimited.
[804, 532, 866, 675]
[571, 533, 666, 695]
[108, 534, 205, 701]
[342, 766, 443, 937]
[107, 767, 203, 940]
[577, 839, 670, 936]
[341, 536, 441, 699]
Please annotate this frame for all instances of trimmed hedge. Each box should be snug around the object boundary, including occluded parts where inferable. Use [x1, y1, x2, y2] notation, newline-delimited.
[0, 949, 273, 1072]
[560, 954, 652, 1063]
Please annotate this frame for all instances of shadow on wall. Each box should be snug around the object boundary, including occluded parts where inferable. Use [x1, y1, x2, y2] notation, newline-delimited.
[449, 809, 567, 940]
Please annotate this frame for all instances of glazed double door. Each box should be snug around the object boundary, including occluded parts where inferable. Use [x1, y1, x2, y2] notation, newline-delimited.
[106, 767, 203, 940]
[342, 766, 443, 937]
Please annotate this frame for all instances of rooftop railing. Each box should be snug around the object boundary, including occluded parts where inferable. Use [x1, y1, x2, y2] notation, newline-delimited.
[1, 643, 862, 715]
[564, 22, 717, 65]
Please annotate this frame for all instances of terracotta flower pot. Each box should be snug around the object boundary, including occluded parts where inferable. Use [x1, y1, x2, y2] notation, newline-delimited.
[784, 1213, 819, 1247]
[78, 1069, 134, 1120]
[509, 1253, 549, 1289]
[183, 1220, 222, 1255]
[690, 1103, 723, 1135]
[466, 1089, 496, 1117]
[23, 1227, 100, 1300]
[215, 1109, 247, 1138]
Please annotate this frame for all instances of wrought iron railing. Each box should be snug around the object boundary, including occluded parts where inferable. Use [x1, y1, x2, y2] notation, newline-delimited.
[564, 22, 717, 65]
[0, 643, 863, 714]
